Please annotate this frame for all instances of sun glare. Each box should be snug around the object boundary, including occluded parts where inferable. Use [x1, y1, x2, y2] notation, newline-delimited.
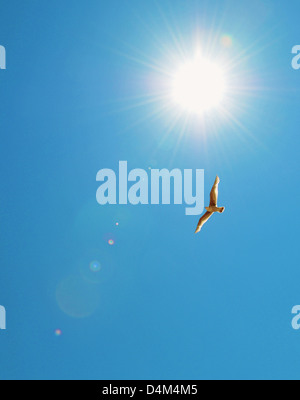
[171, 56, 226, 114]
[116, 25, 256, 149]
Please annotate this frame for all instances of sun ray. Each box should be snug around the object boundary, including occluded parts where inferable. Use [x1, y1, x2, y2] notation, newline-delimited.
[101, 5, 281, 161]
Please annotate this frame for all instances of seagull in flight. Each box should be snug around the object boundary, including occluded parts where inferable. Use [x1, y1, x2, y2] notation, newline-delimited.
[195, 176, 225, 234]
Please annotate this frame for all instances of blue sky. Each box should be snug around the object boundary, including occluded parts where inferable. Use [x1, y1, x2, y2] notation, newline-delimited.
[0, 0, 300, 380]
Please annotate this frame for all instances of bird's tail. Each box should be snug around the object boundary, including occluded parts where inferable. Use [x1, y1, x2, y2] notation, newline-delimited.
[195, 225, 202, 234]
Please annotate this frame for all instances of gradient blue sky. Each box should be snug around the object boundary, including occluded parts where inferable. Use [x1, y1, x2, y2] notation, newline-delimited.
[0, 0, 300, 380]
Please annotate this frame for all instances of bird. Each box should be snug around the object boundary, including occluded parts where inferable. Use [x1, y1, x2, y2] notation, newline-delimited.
[195, 176, 225, 234]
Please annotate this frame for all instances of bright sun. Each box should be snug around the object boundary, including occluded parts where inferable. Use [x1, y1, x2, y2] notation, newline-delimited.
[171, 56, 226, 114]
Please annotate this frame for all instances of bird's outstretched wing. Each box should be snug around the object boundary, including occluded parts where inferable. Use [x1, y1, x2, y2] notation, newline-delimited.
[195, 212, 213, 234]
[209, 176, 220, 207]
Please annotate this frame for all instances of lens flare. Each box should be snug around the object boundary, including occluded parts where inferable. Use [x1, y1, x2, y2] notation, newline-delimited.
[89, 261, 101, 272]
[55, 329, 62, 336]
[221, 35, 233, 48]
[108, 239, 115, 246]
[56, 275, 100, 318]
[79, 248, 115, 284]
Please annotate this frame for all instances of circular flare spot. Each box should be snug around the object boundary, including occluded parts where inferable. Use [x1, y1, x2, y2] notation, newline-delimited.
[56, 275, 100, 318]
[221, 35, 233, 48]
[89, 261, 101, 272]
